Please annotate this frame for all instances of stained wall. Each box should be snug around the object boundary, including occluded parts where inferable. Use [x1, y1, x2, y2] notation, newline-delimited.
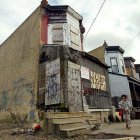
[0, 7, 41, 120]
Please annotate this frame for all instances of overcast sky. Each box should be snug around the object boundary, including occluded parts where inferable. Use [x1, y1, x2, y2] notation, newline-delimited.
[0, 0, 140, 63]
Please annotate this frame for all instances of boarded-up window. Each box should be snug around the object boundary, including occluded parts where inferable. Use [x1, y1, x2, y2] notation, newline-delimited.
[45, 58, 61, 105]
[53, 24, 63, 44]
[70, 25, 80, 50]
[67, 61, 82, 112]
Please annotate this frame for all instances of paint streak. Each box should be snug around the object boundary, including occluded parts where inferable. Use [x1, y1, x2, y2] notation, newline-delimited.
[41, 14, 48, 44]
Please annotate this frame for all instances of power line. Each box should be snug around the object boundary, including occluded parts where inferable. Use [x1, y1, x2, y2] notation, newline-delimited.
[84, 0, 107, 42]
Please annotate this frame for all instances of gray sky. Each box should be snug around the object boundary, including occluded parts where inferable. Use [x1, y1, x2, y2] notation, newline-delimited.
[0, 0, 140, 63]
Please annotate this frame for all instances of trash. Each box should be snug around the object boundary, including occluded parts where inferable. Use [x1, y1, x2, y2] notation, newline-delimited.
[11, 128, 26, 135]
[32, 123, 41, 131]
[27, 128, 34, 135]
[11, 122, 41, 136]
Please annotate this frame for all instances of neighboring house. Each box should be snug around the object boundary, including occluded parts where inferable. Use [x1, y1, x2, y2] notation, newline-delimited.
[135, 64, 140, 80]
[124, 57, 137, 78]
[0, 1, 111, 121]
[89, 42, 140, 118]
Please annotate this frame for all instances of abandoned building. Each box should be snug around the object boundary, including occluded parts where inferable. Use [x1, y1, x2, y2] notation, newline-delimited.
[124, 57, 137, 78]
[38, 45, 111, 113]
[89, 42, 140, 118]
[0, 1, 111, 123]
[135, 64, 140, 79]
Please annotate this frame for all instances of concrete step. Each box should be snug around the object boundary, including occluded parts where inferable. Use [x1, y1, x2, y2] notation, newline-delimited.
[53, 119, 83, 124]
[52, 115, 92, 124]
[52, 117, 83, 124]
[46, 112, 88, 118]
[54, 122, 83, 130]
[60, 126, 89, 137]
[81, 115, 92, 121]
[86, 118, 98, 124]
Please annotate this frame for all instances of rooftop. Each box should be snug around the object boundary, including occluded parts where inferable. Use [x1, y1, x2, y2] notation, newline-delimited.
[42, 4, 83, 21]
[124, 57, 135, 62]
[106, 46, 125, 54]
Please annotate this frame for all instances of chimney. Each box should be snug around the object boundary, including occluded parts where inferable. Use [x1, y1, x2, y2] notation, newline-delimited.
[40, 0, 48, 7]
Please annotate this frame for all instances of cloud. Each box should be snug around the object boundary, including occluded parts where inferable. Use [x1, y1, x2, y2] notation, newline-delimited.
[0, 0, 140, 63]
[0, 0, 40, 43]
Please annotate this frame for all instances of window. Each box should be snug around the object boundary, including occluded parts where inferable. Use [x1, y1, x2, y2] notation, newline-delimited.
[110, 58, 119, 73]
[120, 59, 125, 73]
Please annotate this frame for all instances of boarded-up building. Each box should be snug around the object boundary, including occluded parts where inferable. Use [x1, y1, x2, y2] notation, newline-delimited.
[0, 2, 85, 120]
[0, 1, 111, 121]
[135, 64, 140, 80]
[38, 45, 111, 114]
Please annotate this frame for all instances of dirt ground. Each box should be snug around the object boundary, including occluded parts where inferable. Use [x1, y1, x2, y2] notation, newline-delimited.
[1, 120, 140, 140]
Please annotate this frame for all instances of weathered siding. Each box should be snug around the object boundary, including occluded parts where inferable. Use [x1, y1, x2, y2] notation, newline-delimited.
[47, 12, 82, 51]
[45, 58, 61, 105]
[68, 61, 82, 112]
[88, 46, 105, 64]
[0, 7, 41, 120]
[81, 58, 111, 109]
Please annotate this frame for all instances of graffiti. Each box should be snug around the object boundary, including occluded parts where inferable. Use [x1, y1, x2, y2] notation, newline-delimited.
[90, 71, 106, 91]
[29, 109, 35, 120]
[46, 58, 60, 76]
[0, 79, 34, 112]
[45, 74, 60, 105]
[13, 78, 33, 106]
[13, 78, 35, 120]
[45, 58, 60, 105]
[0, 90, 9, 111]
[68, 61, 82, 112]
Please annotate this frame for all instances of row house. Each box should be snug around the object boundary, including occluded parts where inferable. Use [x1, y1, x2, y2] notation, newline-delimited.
[89, 41, 140, 118]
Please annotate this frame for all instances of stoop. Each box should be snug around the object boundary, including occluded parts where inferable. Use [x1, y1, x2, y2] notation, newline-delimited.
[45, 112, 94, 137]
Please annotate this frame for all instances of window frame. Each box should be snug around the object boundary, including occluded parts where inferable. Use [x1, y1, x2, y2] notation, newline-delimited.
[120, 59, 125, 73]
[110, 57, 119, 73]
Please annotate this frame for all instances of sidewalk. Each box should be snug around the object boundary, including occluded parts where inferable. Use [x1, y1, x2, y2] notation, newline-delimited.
[91, 120, 140, 138]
